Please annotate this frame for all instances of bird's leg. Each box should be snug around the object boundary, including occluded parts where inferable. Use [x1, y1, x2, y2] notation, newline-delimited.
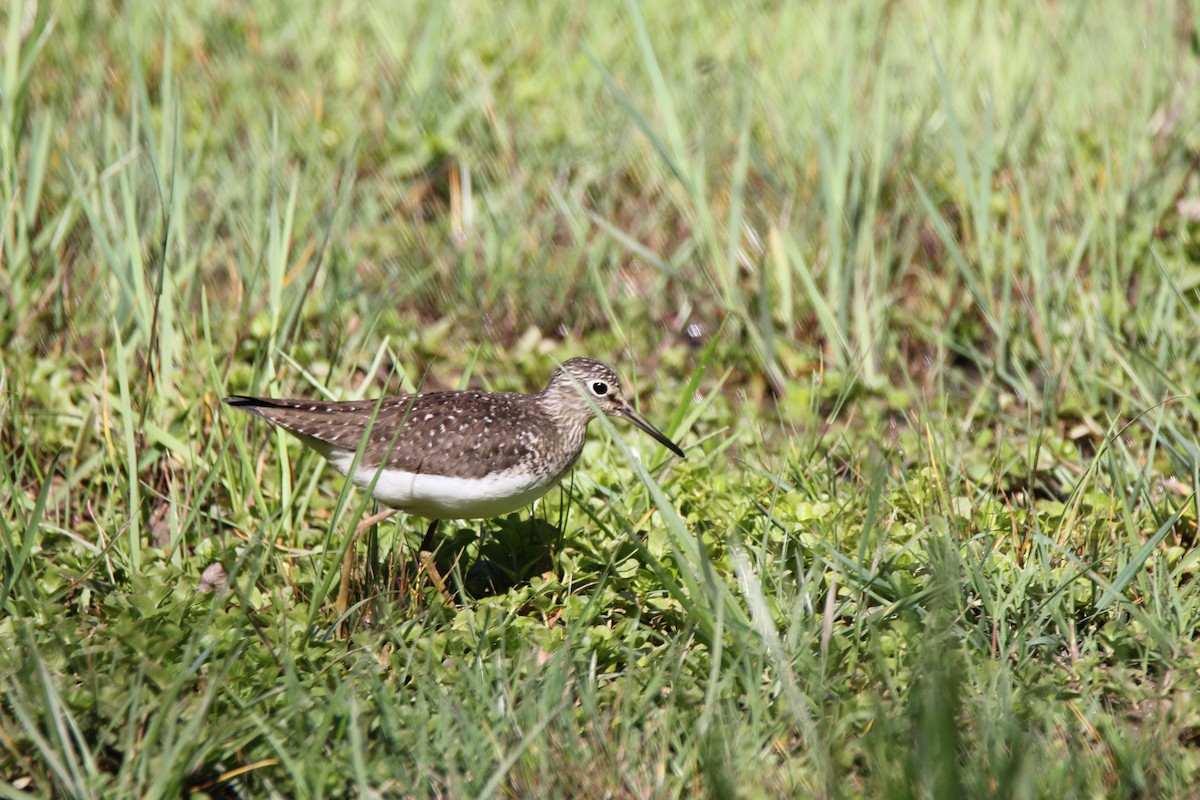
[415, 519, 454, 605]
[419, 519, 440, 553]
[336, 508, 400, 617]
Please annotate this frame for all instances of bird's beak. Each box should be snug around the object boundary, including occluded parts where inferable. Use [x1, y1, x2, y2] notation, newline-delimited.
[620, 406, 686, 458]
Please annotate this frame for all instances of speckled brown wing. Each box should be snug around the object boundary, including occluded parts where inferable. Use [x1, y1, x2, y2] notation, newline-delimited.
[223, 395, 407, 455]
[223, 391, 560, 479]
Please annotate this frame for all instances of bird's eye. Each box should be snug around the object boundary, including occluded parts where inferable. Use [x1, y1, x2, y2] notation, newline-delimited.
[592, 381, 609, 396]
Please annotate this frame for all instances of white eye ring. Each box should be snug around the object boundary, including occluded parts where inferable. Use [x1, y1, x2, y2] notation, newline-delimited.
[591, 381, 609, 396]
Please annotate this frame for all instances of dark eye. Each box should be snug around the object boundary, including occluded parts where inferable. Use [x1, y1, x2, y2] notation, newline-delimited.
[592, 381, 608, 396]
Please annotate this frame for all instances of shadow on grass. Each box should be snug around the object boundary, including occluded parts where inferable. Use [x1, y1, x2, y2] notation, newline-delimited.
[347, 516, 562, 624]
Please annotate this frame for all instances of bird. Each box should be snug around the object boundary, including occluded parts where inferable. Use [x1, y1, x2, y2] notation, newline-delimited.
[222, 357, 685, 556]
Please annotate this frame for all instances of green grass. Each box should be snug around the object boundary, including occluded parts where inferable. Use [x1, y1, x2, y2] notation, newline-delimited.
[4, 0, 1200, 796]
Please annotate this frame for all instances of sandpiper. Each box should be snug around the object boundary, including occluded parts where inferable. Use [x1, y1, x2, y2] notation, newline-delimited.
[223, 358, 685, 552]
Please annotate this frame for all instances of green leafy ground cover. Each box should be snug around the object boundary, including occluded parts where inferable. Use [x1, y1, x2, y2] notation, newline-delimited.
[4, 1, 1200, 796]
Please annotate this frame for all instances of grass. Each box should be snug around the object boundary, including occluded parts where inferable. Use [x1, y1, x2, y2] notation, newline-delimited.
[4, 0, 1200, 796]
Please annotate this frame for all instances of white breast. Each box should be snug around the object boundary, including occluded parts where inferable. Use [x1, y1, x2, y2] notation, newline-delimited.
[326, 450, 558, 520]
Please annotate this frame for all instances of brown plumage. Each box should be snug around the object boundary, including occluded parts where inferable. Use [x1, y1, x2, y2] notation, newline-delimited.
[222, 358, 685, 522]
[223, 390, 573, 480]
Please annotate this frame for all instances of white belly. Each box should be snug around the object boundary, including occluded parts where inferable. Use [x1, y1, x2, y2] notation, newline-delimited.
[327, 451, 557, 519]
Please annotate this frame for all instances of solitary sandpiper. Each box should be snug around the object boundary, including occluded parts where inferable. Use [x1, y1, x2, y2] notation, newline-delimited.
[223, 358, 685, 555]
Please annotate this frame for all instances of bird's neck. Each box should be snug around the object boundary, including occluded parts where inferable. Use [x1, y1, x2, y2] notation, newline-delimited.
[536, 390, 592, 459]
[557, 415, 590, 456]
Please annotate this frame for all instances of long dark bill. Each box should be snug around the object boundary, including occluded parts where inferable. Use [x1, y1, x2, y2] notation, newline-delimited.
[620, 407, 686, 458]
